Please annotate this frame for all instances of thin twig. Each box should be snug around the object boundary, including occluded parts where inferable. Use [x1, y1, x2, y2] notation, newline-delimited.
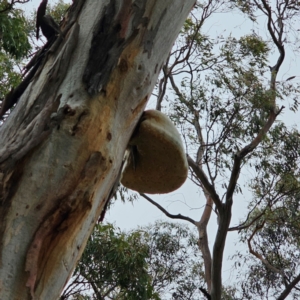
[140, 193, 196, 225]
[247, 221, 284, 275]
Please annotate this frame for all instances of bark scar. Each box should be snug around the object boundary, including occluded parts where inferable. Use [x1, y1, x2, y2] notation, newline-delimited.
[82, 1, 147, 95]
[25, 152, 107, 298]
[25, 207, 72, 299]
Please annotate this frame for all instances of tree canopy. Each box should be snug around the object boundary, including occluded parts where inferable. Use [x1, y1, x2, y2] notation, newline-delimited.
[0, 0, 31, 101]
[115, 0, 300, 299]
[62, 221, 209, 300]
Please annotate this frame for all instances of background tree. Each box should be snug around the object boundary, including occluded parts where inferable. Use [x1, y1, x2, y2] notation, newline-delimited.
[62, 221, 213, 300]
[235, 166, 300, 299]
[123, 0, 300, 299]
[0, 0, 31, 112]
[0, 0, 69, 120]
[0, 0, 30, 58]
[61, 223, 155, 300]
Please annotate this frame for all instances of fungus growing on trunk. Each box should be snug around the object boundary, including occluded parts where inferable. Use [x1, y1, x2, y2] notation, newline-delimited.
[121, 110, 188, 194]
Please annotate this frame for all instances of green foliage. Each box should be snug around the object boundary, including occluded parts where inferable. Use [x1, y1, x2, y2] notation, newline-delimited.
[139, 221, 204, 299]
[65, 223, 154, 300]
[0, 4, 30, 59]
[116, 185, 139, 204]
[236, 199, 300, 299]
[1, 0, 70, 116]
[0, 51, 22, 99]
[62, 221, 206, 300]
[166, 11, 299, 199]
[47, 0, 70, 24]
[238, 35, 269, 58]
[234, 125, 300, 298]
[0, 2, 30, 110]
[229, 1, 258, 21]
[169, 30, 275, 185]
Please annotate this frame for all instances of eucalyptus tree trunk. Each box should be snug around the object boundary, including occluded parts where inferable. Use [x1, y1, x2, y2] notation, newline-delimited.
[0, 1, 195, 299]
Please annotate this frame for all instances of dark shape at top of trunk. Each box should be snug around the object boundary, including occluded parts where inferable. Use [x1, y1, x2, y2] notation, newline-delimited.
[36, 0, 61, 41]
[36, 0, 48, 39]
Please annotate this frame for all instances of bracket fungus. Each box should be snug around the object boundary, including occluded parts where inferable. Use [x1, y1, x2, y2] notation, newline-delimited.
[121, 110, 188, 194]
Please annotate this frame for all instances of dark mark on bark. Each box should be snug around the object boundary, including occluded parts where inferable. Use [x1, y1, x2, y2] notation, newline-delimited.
[36, 204, 42, 211]
[143, 8, 167, 58]
[71, 110, 89, 136]
[82, 1, 122, 95]
[82, 152, 107, 179]
[107, 132, 112, 141]
[131, 0, 148, 29]
[118, 58, 128, 72]
[63, 105, 76, 116]
[83, 0, 147, 95]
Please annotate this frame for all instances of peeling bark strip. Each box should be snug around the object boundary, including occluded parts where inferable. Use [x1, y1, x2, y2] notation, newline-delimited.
[83, 0, 148, 94]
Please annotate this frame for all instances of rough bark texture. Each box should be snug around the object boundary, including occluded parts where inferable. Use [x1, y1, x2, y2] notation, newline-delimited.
[0, 0, 195, 299]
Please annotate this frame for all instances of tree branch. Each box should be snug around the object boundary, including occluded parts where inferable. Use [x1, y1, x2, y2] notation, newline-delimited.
[228, 210, 265, 231]
[277, 273, 300, 300]
[199, 287, 211, 300]
[247, 221, 285, 275]
[226, 0, 286, 204]
[210, 196, 232, 300]
[197, 196, 213, 292]
[0, 0, 30, 13]
[155, 64, 169, 111]
[140, 193, 196, 225]
[226, 106, 284, 203]
[187, 155, 222, 212]
[260, 0, 285, 73]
